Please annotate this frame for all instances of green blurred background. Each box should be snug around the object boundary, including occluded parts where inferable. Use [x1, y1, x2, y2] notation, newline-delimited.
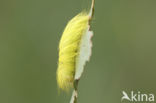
[0, 0, 156, 103]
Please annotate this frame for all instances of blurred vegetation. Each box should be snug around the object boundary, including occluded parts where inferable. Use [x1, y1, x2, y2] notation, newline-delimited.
[0, 0, 156, 103]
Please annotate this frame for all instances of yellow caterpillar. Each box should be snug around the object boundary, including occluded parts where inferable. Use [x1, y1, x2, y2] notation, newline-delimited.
[57, 0, 94, 91]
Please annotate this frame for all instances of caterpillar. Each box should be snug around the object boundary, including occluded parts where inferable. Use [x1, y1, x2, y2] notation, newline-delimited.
[57, 0, 95, 91]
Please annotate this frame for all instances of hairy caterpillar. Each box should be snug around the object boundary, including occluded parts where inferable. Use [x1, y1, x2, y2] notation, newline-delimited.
[57, 0, 94, 91]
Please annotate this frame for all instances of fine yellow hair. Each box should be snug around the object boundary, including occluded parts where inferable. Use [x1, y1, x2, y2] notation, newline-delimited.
[57, 12, 89, 91]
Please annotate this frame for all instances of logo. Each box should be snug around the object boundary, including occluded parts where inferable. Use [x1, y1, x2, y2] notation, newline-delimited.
[121, 91, 154, 102]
